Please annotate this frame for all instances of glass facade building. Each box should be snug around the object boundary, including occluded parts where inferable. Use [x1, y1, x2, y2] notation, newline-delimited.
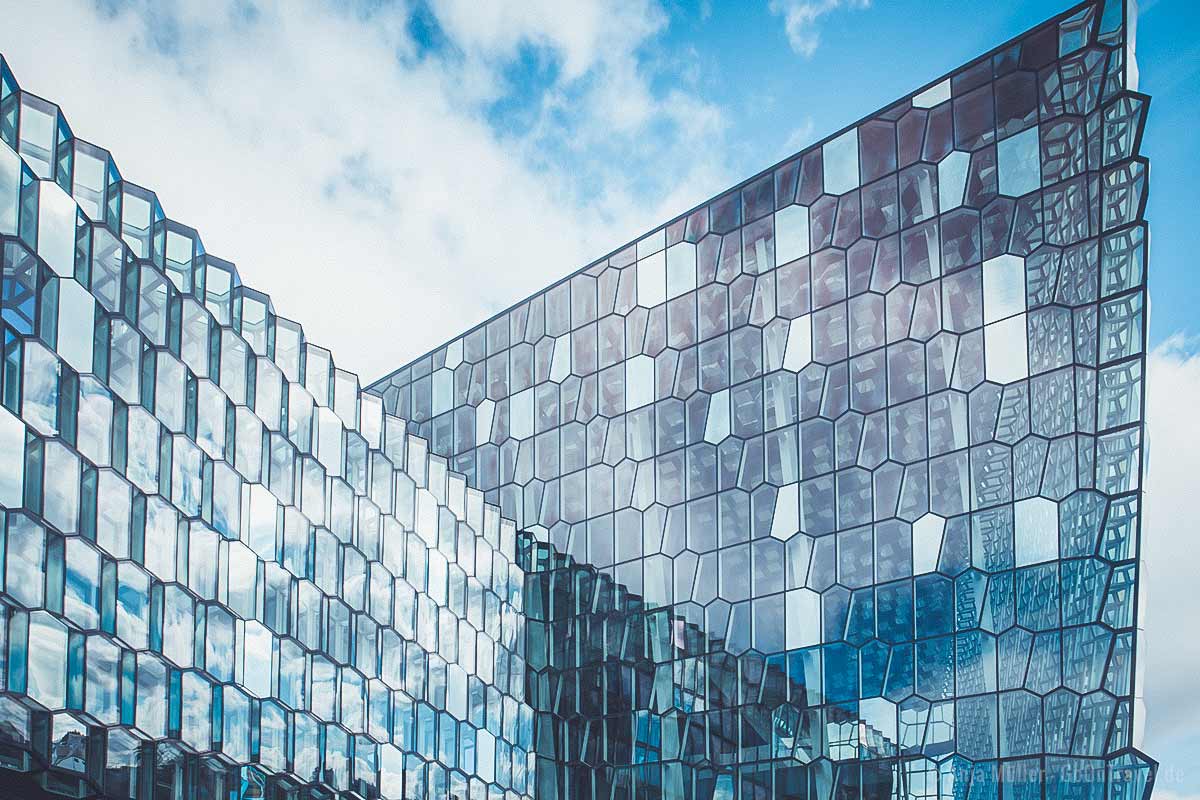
[0, 1, 1155, 799]
[0, 53, 532, 800]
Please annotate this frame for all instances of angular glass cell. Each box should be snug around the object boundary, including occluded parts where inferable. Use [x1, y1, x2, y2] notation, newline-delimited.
[666, 242, 696, 299]
[823, 127, 860, 195]
[120, 188, 155, 259]
[0, 145, 21, 234]
[938, 150, 970, 213]
[983, 254, 1027, 323]
[985, 315, 1029, 385]
[704, 388, 730, 444]
[0, 406, 23, 506]
[771, 482, 800, 540]
[17, 95, 57, 178]
[38, 182, 79, 278]
[42, 440, 79, 533]
[5, 513, 45, 608]
[783, 315, 813, 372]
[1015, 497, 1059, 566]
[625, 354, 655, 411]
[913, 79, 952, 108]
[775, 204, 810, 265]
[55, 280, 94, 374]
[70, 141, 109, 221]
[998, 126, 1042, 197]
[84, 636, 119, 723]
[27, 612, 68, 709]
[22, 341, 60, 436]
[912, 513, 946, 574]
[636, 250, 666, 308]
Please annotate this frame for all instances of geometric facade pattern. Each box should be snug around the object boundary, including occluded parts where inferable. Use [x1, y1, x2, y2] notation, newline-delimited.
[0, 59, 531, 800]
[370, 1, 1156, 798]
[0, 1, 1155, 799]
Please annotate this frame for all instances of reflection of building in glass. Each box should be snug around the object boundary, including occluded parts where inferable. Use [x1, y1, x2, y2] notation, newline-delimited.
[0, 0, 1155, 798]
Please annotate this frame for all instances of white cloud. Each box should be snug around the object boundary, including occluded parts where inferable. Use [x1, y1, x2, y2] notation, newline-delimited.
[780, 116, 817, 157]
[768, 0, 871, 57]
[428, 0, 666, 82]
[1142, 335, 1200, 748]
[0, 0, 733, 381]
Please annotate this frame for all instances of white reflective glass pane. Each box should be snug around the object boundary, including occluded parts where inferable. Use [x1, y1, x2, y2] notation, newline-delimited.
[56, 280, 95, 374]
[27, 613, 67, 708]
[181, 671, 210, 749]
[242, 622, 274, 698]
[6, 515, 44, 607]
[771, 483, 800, 541]
[783, 315, 813, 372]
[96, 471, 131, 558]
[938, 151, 970, 213]
[823, 128, 859, 195]
[775, 204, 810, 265]
[984, 315, 1029, 384]
[912, 513, 946, 574]
[0, 145, 21, 235]
[72, 146, 107, 220]
[135, 654, 166, 736]
[636, 228, 664, 259]
[983, 254, 1027, 323]
[22, 342, 60, 436]
[37, 181, 77, 278]
[163, 586, 194, 667]
[155, 353, 186, 431]
[625, 355, 654, 411]
[666, 243, 696, 299]
[636, 251, 666, 309]
[785, 588, 820, 649]
[474, 399, 494, 447]
[223, 687, 251, 763]
[117, 565, 150, 651]
[143, 497, 178, 582]
[1015, 497, 1059, 566]
[0, 407, 24, 506]
[76, 378, 112, 466]
[42, 441, 79, 533]
[912, 79, 951, 108]
[126, 407, 159, 492]
[704, 389, 730, 444]
[85, 637, 119, 723]
[509, 387, 533, 441]
[548, 335, 570, 383]
[997, 126, 1041, 197]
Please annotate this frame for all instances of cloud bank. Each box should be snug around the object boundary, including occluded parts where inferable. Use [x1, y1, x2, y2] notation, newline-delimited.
[0, 0, 734, 379]
[768, 0, 872, 57]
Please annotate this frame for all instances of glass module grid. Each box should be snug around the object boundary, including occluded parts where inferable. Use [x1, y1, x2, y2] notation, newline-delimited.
[369, 1, 1156, 799]
[0, 52, 534, 800]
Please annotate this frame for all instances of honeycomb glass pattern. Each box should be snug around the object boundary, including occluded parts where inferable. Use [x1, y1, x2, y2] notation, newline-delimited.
[371, 2, 1156, 799]
[0, 59, 534, 800]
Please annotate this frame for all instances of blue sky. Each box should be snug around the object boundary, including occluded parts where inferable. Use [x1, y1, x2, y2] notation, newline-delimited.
[1, 0, 1198, 791]
[467, 0, 1199, 346]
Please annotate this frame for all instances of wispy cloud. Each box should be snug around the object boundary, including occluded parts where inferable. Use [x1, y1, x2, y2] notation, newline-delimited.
[780, 116, 817, 157]
[0, 0, 735, 380]
[768, 0, 871, 57]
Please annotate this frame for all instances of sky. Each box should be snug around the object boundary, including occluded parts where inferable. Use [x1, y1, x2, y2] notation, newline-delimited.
[1, 0, 1197, 791]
